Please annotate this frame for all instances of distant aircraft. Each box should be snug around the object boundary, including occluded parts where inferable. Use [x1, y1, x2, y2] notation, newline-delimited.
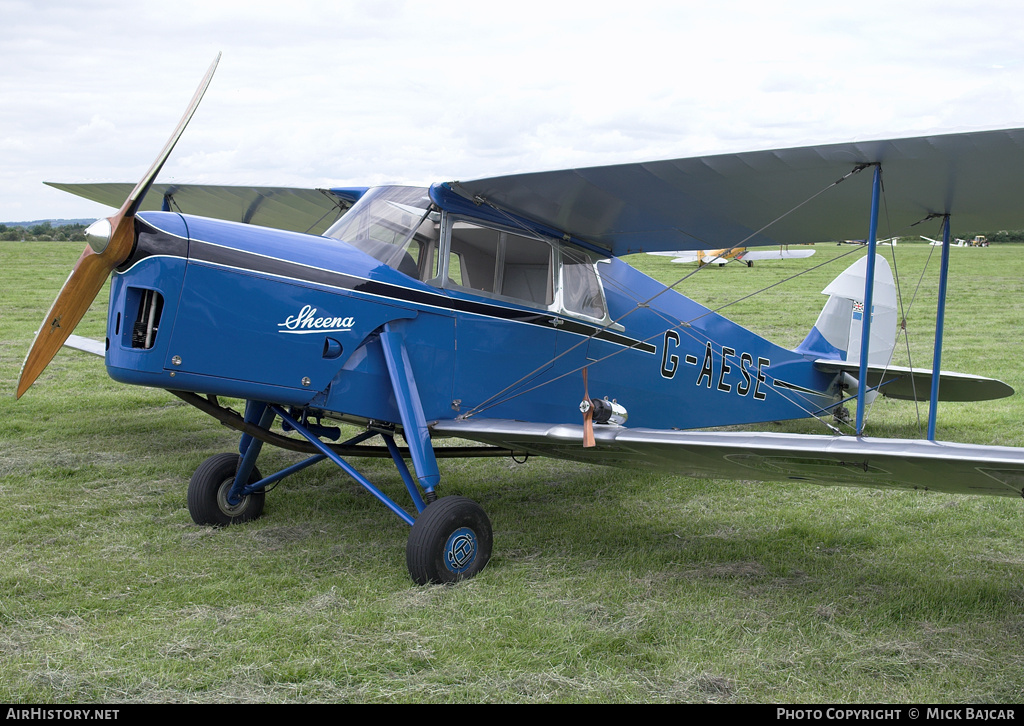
[922, 235, 988, 247]
[922, 236, 968, 247]
[648, 246, 815, 266]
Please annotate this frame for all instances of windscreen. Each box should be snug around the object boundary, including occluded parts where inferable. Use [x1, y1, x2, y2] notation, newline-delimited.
[324, 186, 434, 278]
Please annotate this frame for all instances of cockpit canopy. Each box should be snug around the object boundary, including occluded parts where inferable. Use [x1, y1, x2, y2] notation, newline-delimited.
[323, 185, 611, 324]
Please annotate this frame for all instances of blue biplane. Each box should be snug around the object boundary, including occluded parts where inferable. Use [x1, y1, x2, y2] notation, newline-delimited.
[18, 56, 1024, 584]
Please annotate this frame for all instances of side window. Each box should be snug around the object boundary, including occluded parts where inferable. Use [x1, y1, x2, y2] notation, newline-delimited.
[501, 235, 553, 305]
[446, 220, 554, 308]
[449, 222, 500, 293]
[561, 250, 606, 320]
[446, 251, 465, 286]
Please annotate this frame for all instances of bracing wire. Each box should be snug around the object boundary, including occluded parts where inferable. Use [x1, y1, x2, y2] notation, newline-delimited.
[459, 164, 875, 422]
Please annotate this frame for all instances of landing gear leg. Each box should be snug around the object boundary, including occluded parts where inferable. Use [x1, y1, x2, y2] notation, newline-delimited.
[271, 405, 493, 583]
[379, 325, 493, 584]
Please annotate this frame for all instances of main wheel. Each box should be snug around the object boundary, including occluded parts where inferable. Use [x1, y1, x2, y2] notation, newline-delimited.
[187, 453, 265, 526]
[406, 496, 492, 585]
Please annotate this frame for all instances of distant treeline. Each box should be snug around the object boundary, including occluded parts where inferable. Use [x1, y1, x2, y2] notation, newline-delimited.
[1, 222, 88, 242]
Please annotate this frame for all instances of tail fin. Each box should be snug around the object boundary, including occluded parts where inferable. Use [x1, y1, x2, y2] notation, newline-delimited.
[796, 254, 897, 366]
[799, 255, 1014, 403]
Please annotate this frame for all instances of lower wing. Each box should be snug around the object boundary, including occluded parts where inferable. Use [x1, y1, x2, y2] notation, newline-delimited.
[432, 418, 1024, 498]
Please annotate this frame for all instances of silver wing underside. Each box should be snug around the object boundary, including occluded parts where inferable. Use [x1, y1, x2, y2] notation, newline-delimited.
[45, 183, 352, 235]
[431, 419, 1024, 498]
[453, 127, 1024, 255]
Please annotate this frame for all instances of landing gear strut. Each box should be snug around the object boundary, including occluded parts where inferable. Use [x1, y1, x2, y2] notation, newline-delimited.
[182, 326, 495, 584]
[185, 397, 493, 584]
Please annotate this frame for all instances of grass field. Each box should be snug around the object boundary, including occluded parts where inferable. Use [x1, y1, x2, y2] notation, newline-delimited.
[2, 239, 1023, 703]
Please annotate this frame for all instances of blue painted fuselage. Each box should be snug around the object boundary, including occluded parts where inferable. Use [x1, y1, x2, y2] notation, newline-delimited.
[104, 187, 838, 433]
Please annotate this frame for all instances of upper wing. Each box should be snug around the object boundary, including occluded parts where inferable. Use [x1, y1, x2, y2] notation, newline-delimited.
[45, 182, 359, 235]
[431, 419, 1024, 498]
[449, 127, 1024, 255]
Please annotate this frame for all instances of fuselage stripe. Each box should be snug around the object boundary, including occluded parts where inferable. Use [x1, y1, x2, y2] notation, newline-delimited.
[186, 239, 656, 353]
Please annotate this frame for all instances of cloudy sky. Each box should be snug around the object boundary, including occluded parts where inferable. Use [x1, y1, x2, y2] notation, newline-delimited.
[3, 0, 1024, 222]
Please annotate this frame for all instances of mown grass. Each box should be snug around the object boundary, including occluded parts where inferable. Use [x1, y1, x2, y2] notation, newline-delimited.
[1, 240, 1023, 703]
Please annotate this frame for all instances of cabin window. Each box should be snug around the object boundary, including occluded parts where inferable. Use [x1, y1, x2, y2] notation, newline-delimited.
[323, 186, 439, 281]
[445, 220, 554, 307]
[561, 248, 606, 320]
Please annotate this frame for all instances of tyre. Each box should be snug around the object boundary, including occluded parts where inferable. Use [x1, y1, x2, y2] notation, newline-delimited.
[187, 453, 265, 526]
[406, 496, 492, 585]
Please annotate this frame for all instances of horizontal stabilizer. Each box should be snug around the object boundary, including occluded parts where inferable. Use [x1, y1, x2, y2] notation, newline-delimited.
[813, 360, 1014, 401]
[432, 419, 1024, 497]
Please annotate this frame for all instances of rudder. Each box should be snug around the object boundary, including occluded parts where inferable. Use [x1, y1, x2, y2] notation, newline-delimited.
[795, 254, 897, 366]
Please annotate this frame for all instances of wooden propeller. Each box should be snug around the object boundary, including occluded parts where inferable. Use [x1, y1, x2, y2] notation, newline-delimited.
[16, 54, 221, 399]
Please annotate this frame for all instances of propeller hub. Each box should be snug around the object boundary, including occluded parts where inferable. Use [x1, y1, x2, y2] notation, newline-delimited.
[85, 218, 113, 254]
[582, 397, 629, 426]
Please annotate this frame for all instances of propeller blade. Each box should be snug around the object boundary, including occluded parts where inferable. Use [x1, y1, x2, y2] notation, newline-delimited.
[124, 52, 221, 219]
[582, 367, 595, 448]
[16, 54, 222, 399]
[16, 246, 113, 398]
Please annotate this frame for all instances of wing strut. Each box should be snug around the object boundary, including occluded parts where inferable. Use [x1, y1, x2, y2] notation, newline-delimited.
[855, 164, 882, 435]
[928, 215, 953, 441]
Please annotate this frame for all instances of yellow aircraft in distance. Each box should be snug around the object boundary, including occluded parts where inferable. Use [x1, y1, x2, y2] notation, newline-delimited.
[648, 246, 815, 267]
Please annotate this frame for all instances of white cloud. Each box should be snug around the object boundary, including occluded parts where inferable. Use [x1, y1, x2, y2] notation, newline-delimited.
[3, 0, 1024, 220]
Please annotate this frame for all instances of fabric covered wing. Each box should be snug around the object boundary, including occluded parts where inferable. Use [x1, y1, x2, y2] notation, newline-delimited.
[450, 127, 1024, 255]
[431, 419, 1024, 497]
[45, 183, 354, 235]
